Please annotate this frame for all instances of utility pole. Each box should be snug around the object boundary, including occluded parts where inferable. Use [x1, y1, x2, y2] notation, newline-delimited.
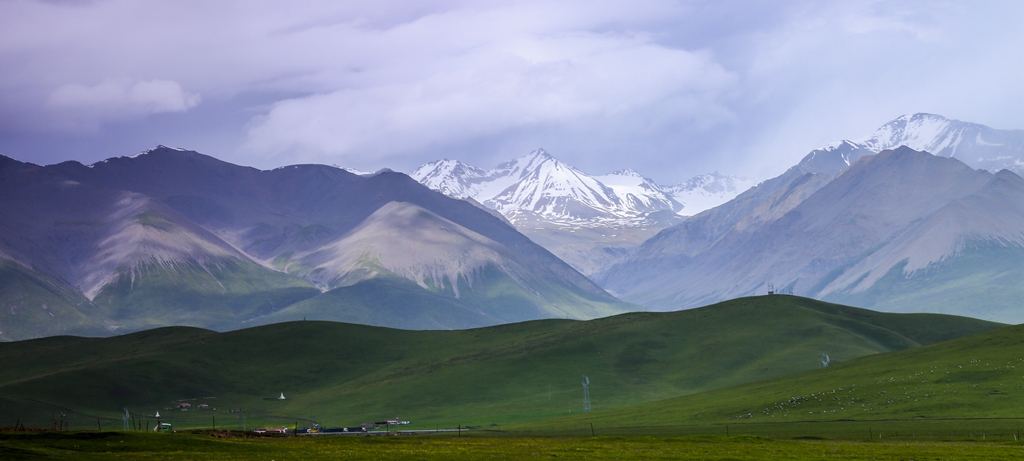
[582, 375, 591, 413]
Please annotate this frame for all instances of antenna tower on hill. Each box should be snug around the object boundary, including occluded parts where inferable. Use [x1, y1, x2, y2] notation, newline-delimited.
[582, 375, 591, 413]
[122, 408, 130, 430]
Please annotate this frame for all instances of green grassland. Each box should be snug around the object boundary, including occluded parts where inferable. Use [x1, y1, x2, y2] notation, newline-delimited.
[509, 313, 1024, 437]
[0, 295, 999, 432]
[3, 432, 1024, 460]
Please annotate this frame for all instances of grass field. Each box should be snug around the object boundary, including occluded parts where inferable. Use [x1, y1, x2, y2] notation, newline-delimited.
[4, 431, 1024, 460]
[506, 319, 1024, 438]
[0, 296, 999, 431]
[2, 295, 1021, 459]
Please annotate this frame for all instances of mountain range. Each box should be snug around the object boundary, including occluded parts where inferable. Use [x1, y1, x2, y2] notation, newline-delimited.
[799, 113, 1024, 176]
[411, 149, 753, 228]
[4, 112, 1023, 340]
[0, 148, 633, 341]
[599, 114, 1024, 323]
[410, 150, 752, 275]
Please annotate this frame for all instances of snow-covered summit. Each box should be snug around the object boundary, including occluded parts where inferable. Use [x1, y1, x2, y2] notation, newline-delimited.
[410, 149, 751, 228]
[86, 145, 191, 168]
[862, 113, 960, 154]
[338, 166, 376, 176]
[664, 172, 757, 215]
[796, 114, 1024, 177]
[410, 159, 488, 197]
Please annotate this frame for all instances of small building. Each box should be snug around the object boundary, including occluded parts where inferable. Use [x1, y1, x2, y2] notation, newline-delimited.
[197, 403, 210, 409]
[177, 402, 192, 410]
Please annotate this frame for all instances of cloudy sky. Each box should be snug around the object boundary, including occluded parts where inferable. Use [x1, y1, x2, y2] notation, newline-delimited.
[1, 0, 1022, 183]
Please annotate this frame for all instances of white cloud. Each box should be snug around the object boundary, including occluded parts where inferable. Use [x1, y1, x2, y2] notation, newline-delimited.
[46, 80, 200, 130]
[243, 31, 736, 164]
[0, 0, 1022, 181]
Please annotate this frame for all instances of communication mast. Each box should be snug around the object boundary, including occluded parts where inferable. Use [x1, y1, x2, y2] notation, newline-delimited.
[582, 375, 591, 413]
[123, 408, 130, 430]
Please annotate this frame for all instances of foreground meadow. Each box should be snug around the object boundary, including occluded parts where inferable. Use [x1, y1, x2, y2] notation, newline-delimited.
[3, 431, 1024, 460]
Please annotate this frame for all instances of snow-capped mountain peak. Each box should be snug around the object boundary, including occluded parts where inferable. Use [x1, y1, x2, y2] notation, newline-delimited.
[410, 159, 487, 197]
[410, 149, 751, 228]
[491, 149, 557, 180]
[795, 113, 1024, 177]
[486, 150, 623, 222]
[600, 168, 650, 183]
[666, 172, 756, 213]
[796, 139, 875, 176]
[861, 113, 960, 154]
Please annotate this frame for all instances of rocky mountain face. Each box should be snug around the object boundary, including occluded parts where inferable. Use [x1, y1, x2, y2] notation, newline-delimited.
[0, 147, 634, 340]
[411, 149, 753, 275]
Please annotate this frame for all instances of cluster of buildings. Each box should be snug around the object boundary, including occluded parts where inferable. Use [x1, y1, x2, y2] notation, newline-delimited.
[162, 402, 212, 411]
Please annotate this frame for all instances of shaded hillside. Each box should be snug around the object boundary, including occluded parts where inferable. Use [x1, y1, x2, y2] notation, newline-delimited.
[0, 155, 320, 340]
[0, 296, 1000, 428]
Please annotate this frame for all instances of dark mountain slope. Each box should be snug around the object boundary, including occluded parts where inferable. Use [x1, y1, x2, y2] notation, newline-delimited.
[49, 147, 610, 299]
[1, 147, 633, 339]
[0, 154, 321, 340]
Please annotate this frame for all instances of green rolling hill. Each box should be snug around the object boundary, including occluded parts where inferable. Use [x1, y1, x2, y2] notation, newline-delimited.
[0, 295, 999, 430]
[513, 310, 1024, 435]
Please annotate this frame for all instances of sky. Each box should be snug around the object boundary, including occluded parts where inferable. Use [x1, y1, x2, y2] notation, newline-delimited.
[1, 0, 1022, 184]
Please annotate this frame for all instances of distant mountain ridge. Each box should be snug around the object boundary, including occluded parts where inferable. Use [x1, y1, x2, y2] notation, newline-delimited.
[0, 147, 634, 341]
[798, 113, 1024, 176]
[599, 113, 1024, 323]
[411, 149, 753, 228]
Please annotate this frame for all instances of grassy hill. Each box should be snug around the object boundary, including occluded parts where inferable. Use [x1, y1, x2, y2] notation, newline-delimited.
[0, 295, 1000, 430]
[510, 310, 1024, 436]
